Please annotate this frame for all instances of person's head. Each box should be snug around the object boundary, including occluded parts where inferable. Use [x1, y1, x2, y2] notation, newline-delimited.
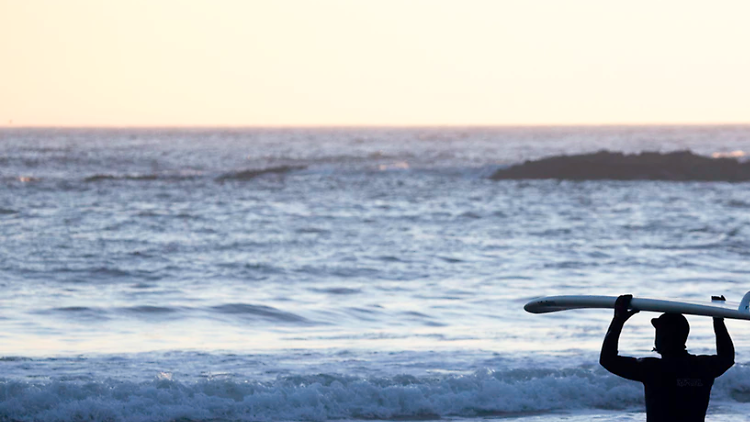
[652, 313, 689, 355]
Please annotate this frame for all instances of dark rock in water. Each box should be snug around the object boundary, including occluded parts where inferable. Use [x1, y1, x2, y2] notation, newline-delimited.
[84, 174, 118, 182]
[216, 165, 305, 182]
[84, 174, 160, 182]
[490, 150, 750, 181]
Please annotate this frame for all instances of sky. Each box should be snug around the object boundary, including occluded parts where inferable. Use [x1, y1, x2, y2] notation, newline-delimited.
[1, 0, 749, 127]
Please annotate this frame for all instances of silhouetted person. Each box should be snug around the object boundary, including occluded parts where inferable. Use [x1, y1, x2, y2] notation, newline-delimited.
[600, 295, 734, 422]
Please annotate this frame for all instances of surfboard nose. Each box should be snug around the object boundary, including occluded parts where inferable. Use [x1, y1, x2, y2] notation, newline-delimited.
[739, 291, 750, 312]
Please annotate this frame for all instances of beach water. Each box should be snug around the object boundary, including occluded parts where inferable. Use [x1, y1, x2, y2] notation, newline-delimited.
[2, 126, 750, 421]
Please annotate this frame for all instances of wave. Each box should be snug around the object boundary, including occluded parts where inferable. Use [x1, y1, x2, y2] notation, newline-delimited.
[121, 305, 179, 315]
[211, 303, 311, 324]
[310, 287, 362, 295]
[727, 199, 750, 208]
[1, 364, 748, 421]
[54, 306, 97, 312]
[490, 150, 750, 181]
[34, 303, 311, 325]
[35, 306, 112, 322]
[84, 174, 183, 182]
[216, 165, 306, 182]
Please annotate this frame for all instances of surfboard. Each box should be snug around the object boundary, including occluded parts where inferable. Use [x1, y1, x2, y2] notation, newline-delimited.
[524, 292, 750, 321]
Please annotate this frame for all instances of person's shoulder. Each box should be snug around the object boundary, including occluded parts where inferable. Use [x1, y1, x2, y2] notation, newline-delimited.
[636, 357, 659, 365]
[688, 353, 725, 368]
[689, 353, 723, 364]
[690, 353, 716, 360]
[687, 353, 733, 376]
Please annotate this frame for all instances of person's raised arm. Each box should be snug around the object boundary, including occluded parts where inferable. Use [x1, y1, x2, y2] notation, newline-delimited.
[712, 317, 734, 376]
[600, 294, 643, 381]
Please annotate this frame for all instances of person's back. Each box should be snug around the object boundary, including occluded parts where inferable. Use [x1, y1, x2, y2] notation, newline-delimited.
[600, 295, 734, 422]
[638, 353, 729, 421]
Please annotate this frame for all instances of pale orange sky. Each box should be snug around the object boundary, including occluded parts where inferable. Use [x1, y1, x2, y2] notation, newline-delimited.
[1, 0, 749, 127]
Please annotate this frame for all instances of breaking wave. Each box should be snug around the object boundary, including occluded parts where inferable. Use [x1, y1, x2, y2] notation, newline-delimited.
[1, 364, 748, 422]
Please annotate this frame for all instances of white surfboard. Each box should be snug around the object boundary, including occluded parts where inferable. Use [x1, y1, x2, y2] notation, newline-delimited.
[524, 292, 750, 321]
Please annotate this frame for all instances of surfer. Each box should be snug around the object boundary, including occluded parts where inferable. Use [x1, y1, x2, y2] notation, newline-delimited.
[600, 294, 734, 422]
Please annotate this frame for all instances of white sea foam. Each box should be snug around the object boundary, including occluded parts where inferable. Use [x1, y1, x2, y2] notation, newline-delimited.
[2, 364, 749, 422]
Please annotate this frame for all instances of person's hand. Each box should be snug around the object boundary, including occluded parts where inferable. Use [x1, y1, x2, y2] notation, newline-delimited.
[614, 294, 639, 321]
[712, 296, 725, 324]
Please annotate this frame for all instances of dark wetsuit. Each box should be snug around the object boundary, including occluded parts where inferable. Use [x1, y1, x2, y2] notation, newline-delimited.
[600, 317, 734, 422]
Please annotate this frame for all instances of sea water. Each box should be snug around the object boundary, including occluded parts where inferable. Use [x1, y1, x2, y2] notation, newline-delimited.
[1, 126, 750, 421]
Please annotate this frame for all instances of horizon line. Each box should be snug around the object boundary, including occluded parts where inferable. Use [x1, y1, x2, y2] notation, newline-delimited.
[3, 122, 750, 130]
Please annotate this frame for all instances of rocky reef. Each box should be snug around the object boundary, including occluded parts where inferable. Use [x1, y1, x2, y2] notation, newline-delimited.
[490, 150, 750, 181]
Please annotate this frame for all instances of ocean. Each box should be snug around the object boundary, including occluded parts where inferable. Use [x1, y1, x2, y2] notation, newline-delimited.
[1, 126, 750, 421]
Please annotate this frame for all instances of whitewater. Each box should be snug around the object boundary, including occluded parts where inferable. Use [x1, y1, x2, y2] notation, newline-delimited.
[1, 126, 750, 421]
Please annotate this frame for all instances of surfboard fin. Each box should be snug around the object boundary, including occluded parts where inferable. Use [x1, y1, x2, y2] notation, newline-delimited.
[739, 291, 750, 312]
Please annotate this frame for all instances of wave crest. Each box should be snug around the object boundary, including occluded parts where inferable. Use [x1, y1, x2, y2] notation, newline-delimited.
[0, 368, 639, 421]
[211, 303, 311, 324]
[1, 363, 749, 421]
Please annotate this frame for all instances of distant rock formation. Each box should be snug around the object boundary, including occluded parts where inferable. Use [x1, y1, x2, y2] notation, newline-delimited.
[490, 150, 750, 181]
[215, 165, 305, 182]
